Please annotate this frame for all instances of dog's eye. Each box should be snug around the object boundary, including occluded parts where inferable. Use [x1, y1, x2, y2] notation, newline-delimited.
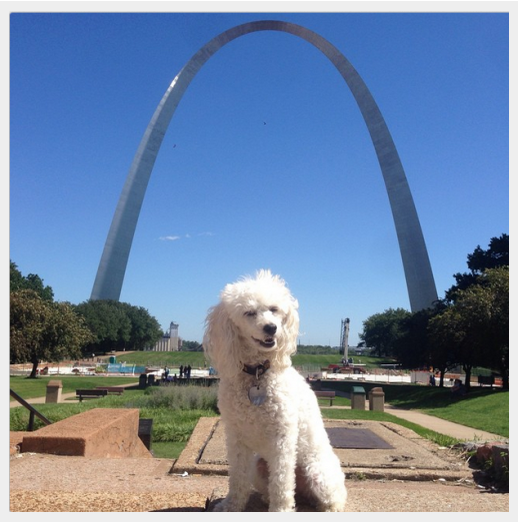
[269, 306, 279, 313]
[244, 311, 257, 317]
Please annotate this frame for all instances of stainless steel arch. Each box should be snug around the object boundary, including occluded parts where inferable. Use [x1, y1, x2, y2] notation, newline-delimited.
[91, 20, 438, 312]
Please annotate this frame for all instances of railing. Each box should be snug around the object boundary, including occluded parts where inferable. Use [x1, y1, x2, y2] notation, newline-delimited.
[9, 389, 52, 431]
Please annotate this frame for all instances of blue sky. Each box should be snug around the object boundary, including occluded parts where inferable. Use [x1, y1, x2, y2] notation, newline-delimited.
[8, 6, 509, 347]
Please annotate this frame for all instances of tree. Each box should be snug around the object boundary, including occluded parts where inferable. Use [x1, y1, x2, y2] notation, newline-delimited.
[10, 260, 54, 301]
[10, 290, 93, 378]
[427, 267, 509, 392]
[455, 267, 509, 389]
[446, 234, 508, 302]
[394, 309, 434, 368]
[74, 299, 162, 353]
[359, 308, 411, 357]
[181, 340, 203, 351]
[125, 304, 163, 351]
[427, 307, 468, 387]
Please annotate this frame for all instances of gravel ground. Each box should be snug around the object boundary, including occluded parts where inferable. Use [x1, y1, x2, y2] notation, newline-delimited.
[9, 453, 509, 513]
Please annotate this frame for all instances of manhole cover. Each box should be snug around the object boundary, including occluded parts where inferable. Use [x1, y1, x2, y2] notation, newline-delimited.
[326, 427, 394, 449]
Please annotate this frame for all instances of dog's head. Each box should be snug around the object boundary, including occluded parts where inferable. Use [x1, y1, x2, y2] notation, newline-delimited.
[203, 270, 300, 377]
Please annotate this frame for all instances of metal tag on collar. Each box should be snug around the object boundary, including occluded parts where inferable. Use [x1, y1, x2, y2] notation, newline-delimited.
[248, 384, 267, 406]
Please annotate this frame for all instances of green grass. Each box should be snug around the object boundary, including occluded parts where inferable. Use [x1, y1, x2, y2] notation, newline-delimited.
[318, 396, 349, 407]
[10, 375, 138, 401]
[151, 441, 186, 459]
[424, 390, 509, 437]
[318, 379, 509, 438]
[10, 384, 219, 453]
[107, 351, 394, 371]
[11, 356, 508, 460]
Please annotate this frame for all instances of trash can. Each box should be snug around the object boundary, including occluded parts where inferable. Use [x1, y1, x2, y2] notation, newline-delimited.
[45, 380, 62, 403]
[138, 418, 153, 451]
[369, 387, 385, 412]
[351, 386, 366, 410]
[147, 374, 155, 386]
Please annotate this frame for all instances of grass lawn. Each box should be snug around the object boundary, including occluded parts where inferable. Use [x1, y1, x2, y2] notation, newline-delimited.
[319, 379, 509, 438]
[99, 351, 394, 371]
[11, 355, 508, 459]
[423, 390, 508, 437]
[10, 375, 139, 401]
[10, 384, 219, 460]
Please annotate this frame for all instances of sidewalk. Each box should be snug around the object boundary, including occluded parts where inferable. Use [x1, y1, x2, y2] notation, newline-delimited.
[383, 405, 504, 442]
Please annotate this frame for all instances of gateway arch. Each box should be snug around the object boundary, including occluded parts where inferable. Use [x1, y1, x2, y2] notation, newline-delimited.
[91, 20, 438, 312]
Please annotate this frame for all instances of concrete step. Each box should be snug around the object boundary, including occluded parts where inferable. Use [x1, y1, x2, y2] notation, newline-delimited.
[17, 408, 152, 458]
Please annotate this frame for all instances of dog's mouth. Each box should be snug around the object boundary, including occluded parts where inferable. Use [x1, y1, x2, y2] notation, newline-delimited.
[252, 336, 276, 349]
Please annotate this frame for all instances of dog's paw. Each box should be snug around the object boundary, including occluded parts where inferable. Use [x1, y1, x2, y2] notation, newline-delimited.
[319, 505, 345, 512]
[212, 497, 243, 512]
[268, 499, 296, 512]
[269, 506, 296, 512]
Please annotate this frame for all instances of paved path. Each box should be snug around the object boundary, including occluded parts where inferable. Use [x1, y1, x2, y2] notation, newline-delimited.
[383, 405, 504, 442]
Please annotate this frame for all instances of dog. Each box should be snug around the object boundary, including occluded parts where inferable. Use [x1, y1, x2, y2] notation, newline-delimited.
[203, 270, 347, 512]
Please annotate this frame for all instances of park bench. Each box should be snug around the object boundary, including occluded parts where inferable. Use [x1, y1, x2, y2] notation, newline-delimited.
[95, 386, 125, 395]
[314, 390, 336, 406]
[76, 389, 108, 402]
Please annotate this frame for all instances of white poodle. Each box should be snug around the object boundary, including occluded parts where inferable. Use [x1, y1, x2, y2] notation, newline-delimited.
[203, 270, 347, 512]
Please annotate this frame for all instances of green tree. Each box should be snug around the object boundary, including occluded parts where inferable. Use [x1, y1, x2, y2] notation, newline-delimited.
[10, 261, 54, 301]
[455, 267, 509, 389]
[181, 340, 203, 351]
[395, 309, 433, 367]
[74, 300, 131, 354]
[10, 290, 93, 378]
[125, 304, 163, 351]
[446, 234, 508, 302]
[74, 299, 162, 353]
[359, 308, 411, 357]
[427, 267, 509, 391]
[427, 307, 466, 386]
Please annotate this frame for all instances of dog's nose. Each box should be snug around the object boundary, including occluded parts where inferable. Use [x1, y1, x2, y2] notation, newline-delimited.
[263, 323, 277, 336]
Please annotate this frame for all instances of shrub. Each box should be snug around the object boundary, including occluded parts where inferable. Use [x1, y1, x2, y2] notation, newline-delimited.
[140, 384, 219, 412]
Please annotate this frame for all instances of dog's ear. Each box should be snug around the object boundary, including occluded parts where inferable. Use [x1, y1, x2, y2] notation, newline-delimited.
[283, 297, 300, 352]
[203, 302, 241, 377]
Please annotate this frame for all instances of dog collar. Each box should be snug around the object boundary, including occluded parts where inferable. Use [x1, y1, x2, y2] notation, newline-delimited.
[242, 360, 270, 379]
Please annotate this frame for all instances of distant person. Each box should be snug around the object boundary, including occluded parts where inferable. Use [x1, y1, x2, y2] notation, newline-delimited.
[179, 365, 184, 378]
[451, 378, 465, 397]
[429, 373, 436, 386]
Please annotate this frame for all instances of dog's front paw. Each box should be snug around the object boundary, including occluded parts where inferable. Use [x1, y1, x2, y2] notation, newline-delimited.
[212, 497, 244, 512]
[269, 506, 296, 512]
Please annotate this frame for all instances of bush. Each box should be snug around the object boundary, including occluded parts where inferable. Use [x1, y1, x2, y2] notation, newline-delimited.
[140, 384, 219, 412]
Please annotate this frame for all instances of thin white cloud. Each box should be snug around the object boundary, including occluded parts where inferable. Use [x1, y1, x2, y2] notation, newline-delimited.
[159, 232, 214, 242]
[159, 235, 181, 241]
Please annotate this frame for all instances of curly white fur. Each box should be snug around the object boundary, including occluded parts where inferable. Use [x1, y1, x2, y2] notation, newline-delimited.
[203, 270, 347, 512]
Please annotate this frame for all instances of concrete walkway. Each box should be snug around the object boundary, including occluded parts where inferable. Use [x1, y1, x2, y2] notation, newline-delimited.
[383, 405, 504, 442]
